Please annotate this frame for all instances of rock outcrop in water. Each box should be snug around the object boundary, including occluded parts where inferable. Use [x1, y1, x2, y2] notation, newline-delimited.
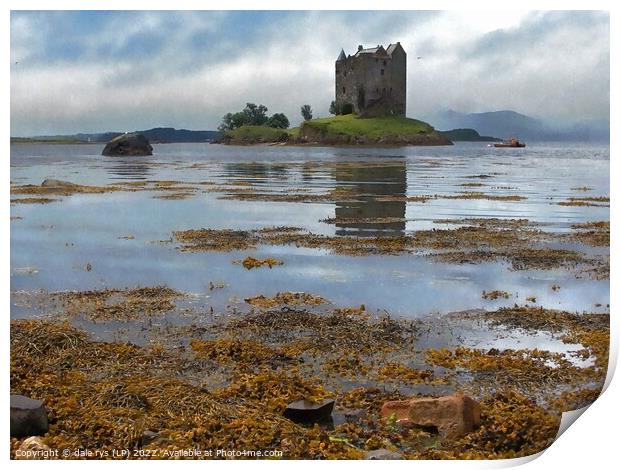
[101, 133, 153, 156]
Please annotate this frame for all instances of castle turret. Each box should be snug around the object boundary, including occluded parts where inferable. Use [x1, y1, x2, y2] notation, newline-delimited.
[337, 49, 346, 62]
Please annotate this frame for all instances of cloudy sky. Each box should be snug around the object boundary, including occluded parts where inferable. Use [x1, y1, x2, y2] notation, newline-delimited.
[10, 10, 609, 136]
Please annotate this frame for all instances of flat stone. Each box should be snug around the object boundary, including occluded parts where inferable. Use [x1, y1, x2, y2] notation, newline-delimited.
[364, 448, 404, 460]
[381, 393, 481, 438]
[10, 395, 49, 438]
[283, 398, 335, 423]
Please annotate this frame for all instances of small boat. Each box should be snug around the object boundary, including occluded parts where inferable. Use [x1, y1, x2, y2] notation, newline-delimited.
[494, 138, 526, 148]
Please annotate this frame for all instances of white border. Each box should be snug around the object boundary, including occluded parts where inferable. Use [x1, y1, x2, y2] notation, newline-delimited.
[3, 1, 615, 468]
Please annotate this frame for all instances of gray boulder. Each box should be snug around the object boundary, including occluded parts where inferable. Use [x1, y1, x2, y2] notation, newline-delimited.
[102, 133, 153, 156]
[10, 395, 49, 437]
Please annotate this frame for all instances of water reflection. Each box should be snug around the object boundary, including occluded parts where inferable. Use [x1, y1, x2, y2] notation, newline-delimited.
[104, 156, 156, 180]
[333, 160, 407, 236]
[220, 162, 290, 183]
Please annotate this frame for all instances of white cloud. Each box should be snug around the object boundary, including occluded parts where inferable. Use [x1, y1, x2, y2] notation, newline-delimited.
[10, 10, 609, 136]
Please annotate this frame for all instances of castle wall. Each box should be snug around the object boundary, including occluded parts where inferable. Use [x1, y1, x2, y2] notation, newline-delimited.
[335, 44, 406, 117]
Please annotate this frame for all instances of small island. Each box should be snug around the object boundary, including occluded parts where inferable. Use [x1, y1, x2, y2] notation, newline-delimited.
[220, 43, 453, 147]
[222, 114, 451, 146]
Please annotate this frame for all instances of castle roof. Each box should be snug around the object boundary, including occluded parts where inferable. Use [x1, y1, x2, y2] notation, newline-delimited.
[338, 43, 404, 61]
[386, 43, 400, 55]
[354, 45, 387, 58]
[353, 43, 403, 58]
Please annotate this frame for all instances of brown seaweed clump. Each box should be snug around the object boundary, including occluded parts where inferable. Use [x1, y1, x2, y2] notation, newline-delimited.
[244, 292, 327, 308]
[214, 367, 332, 414]
[443, 306, 610, 394]
[10, 319, 364, 460]
[173, 229, 257, 252]
[11, 197, 59, 204]
[481, 290, 511, 300]
[376, 362, 435, 385]
[424, 346, 583, 394]
[173, 223, 596, 274]
[11, 179, 120, 197]
[51, 286, 183, 322]
[570, 220, 610, 247]
[152, 192, 196, 200]
[236, 256, 284, 269]
[190, 338, 286, 367]
[556, 196, 609, 207]
[441, 191, 527, 202]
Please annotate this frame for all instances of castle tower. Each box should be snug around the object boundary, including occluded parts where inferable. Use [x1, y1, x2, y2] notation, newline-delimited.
[334, 42, 406, 117]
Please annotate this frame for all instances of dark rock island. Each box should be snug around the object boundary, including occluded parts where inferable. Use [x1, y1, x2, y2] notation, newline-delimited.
[101, 133, 153, 156]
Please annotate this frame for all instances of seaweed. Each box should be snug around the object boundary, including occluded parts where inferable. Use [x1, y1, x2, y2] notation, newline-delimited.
[51, 286, 183, 322]
[482, 290, 511, 300]
[236, 256, 284, 269]
[244, 292, 327, 308]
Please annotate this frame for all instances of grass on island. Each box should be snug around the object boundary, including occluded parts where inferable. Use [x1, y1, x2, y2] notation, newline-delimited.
[224, 125, 294, 143]
[299, 113, 436, 139]
[225, 114, 441, 144]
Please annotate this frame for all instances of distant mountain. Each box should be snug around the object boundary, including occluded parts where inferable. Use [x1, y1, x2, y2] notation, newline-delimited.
[142, 127, 221, 143]
[438, 128, 501, 142]
[17, 127, 221, 143]
[430, 110, 609, 142]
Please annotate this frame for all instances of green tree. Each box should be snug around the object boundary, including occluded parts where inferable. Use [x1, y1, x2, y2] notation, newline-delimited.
[266, 113, 290, 129]
[231, 112, 250, 129]
[301, 104, 313, 121]
[329, 101, 338, 115]
[243, 103, 269, 126]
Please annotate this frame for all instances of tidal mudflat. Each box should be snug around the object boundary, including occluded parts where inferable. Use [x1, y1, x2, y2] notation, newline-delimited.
[10, 142, 609, 459]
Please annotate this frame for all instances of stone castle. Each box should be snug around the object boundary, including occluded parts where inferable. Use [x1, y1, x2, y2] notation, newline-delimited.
[335, 42, 406, 117]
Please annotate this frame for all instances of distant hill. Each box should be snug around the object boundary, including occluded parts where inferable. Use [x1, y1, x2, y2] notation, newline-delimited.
[438, 128, 501, 142]
[14, 127, 221, 144]
[430, 110, 609, 142]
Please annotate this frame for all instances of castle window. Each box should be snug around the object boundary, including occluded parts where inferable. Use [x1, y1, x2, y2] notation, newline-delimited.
[383, 88, 386, 93]
[390, 87, 392, 94]
[376, 88, 379, 93]
[380, 69, 385, 75]
[383, 60, 387, 66]
[342, 86, 346, 94]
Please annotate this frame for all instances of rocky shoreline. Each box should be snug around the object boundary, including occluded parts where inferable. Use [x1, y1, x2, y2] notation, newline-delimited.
[10, 287, 609, 459]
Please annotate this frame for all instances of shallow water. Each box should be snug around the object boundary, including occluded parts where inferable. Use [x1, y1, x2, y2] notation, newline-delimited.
[11, 142, 609, 320]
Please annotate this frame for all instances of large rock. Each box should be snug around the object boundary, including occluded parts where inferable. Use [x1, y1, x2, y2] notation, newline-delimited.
[10, 395, 49, 438]
[102, 133, 153, 156]
[380, 393, 480, 438]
